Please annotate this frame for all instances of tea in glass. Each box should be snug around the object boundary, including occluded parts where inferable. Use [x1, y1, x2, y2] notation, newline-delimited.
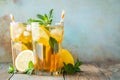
[31, 22, 64, 75]
[10, 22, 34, 72]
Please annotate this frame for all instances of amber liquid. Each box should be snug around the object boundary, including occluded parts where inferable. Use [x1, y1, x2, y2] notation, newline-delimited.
[10, 23, 33, 68]
[32, 24, 64, 75]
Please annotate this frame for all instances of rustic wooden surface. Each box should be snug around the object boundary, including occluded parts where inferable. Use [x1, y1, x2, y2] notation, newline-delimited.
[0, 63, 13, 80]
[1, 62, 120, 80]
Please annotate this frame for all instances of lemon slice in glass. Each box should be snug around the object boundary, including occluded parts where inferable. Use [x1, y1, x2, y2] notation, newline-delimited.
[15, 50, 34, 72]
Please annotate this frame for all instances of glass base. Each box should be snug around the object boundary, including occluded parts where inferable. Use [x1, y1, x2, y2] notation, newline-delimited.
[35, 71, 60, 76]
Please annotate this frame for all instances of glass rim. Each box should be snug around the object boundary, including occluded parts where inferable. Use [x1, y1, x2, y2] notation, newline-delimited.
[10, 22, 27, 26]
[31, 22, 64, 28]
[10, 22, 27, 24]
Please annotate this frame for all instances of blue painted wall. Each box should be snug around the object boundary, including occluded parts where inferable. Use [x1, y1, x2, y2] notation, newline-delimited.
[0, 0, 120, 62]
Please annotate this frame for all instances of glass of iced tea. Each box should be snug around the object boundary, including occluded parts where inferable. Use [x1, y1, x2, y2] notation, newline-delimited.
[31, 22, 64, 75]
[10, 22, 34, 72]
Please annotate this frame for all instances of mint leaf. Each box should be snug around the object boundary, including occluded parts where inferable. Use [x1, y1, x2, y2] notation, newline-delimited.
[64, 63, 75, 74]
[28, 9, 54, 25]
[75, 59, 82, 68]
[49, 37, 59, 53]
[74, 67, 80, 72]
[49, 9, 53, 24]
[49, 9, 53, 19]
[25, 61, 34, 75]
[8, 64, 17, 74]
[28, 61, 34, 69]
[25, 68, 34, 75]
[44, 14, 49, 21]
[27, 18, 44, 25]
[61, 60, 82, 74]
[37, 14, 45, 20]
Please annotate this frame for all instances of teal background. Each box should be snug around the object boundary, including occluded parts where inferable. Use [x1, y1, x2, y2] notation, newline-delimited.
[0, 0, 120, 62]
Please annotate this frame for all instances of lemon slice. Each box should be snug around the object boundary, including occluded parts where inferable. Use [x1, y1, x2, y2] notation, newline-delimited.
[39, 26, 50, 40]
[15, 50, 34, 72]
[58, 49, 74, 68]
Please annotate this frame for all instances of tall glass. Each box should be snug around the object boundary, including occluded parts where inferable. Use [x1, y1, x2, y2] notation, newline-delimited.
[10, 22, 33, 72]
[31, 22, 64, 75]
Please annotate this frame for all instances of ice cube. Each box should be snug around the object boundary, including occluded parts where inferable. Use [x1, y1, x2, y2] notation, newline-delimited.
[23, 31, 30, 36]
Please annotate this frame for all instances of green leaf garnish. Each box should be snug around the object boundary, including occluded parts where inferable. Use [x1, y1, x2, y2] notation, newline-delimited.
[49, 9, 53, 19]
[28, 61, 34, 69]
[25, 61, 34, 75]
[28, 9, 53, 25]
[62, 63, 75, 74]
[61, 59, 82, 74]
[8, 64, 17, 74]
[49, 37, 59, 53]
[37, 14, 45, 20]
[25, 68, 34, 75]
[75, 59, 82, 68]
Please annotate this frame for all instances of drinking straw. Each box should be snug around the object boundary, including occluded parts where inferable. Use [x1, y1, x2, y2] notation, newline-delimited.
[60, 10, 65, 23]
[10, 14, 15, 22]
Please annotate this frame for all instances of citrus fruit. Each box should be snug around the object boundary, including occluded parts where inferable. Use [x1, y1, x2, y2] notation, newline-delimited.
[39, 26, 50, 40]
[37, 37, 49, 46]
[15, 50, 34, 72]
[58, 49, 74, 68]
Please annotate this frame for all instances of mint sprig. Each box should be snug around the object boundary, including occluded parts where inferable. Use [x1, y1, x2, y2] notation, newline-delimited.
[28, 9, 53, 25]
[25, 61, 34, 75]
[61, 59, 82, 74]
[8, 64, 17, 74]
[49, 37, 59, 53]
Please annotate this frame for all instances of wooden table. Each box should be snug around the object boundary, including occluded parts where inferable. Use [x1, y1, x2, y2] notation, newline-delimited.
[1, 62, 120, 80]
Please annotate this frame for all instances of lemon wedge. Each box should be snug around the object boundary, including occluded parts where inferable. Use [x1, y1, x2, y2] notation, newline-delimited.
[58, 49, 74, 68]
[15, 50, 34, 72]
